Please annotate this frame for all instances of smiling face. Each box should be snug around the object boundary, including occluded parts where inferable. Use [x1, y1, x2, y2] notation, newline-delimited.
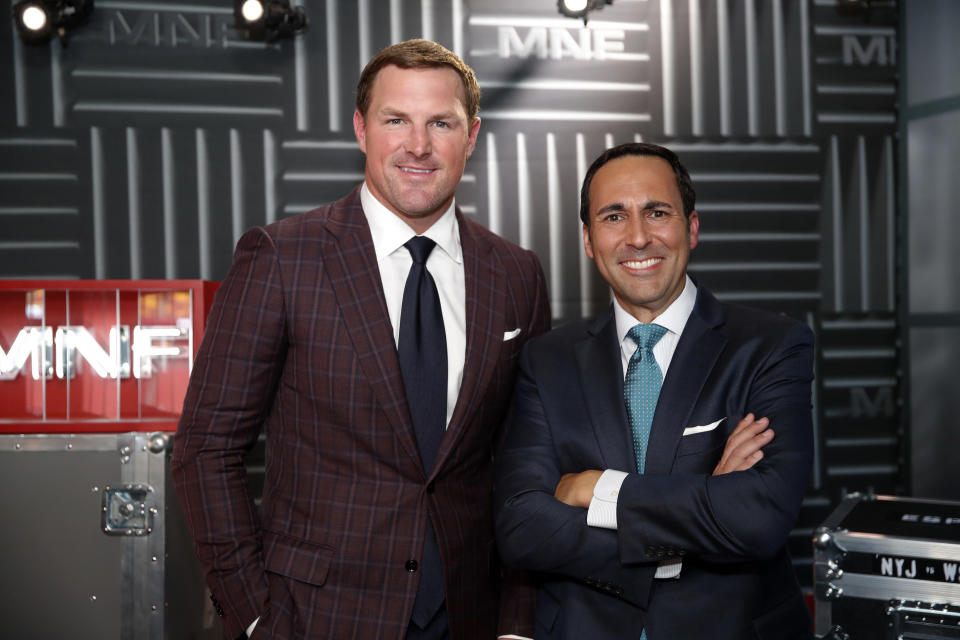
[353, 64, 481, 234]
[583, 154, 699, 323]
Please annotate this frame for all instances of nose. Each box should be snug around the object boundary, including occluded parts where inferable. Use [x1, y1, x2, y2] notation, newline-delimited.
[625, 215, 651, 248]
[404, 125, 431, 157]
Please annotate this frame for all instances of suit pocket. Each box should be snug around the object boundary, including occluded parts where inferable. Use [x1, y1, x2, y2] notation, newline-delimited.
[675, 424, 727, 458]
[263, 530, 334, 586]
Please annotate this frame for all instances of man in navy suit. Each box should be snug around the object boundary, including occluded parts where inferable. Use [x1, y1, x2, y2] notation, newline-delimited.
[494, 143, 814, 639]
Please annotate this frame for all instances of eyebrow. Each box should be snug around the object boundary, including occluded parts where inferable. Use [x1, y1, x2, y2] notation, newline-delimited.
[378, 107, 460, 122]
[379, 107, 409, 119]
[594, 199, 676, 217]
[595, 202, 627, 217]
[643, 200, 675, 211]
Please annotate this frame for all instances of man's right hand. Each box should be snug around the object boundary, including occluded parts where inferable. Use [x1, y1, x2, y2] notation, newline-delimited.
[712, 413, 772, 476]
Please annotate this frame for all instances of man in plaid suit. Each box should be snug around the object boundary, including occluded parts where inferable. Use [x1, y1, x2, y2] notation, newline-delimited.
[172, 39, 549, 640]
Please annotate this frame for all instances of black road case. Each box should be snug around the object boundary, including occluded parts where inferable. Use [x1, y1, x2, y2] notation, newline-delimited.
[814, 492, 960, 639]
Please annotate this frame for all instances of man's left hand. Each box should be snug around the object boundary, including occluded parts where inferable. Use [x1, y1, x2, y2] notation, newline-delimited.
[554, 470, 603, 508]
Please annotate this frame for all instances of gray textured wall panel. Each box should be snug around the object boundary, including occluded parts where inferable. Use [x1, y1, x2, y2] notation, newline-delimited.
[908, 109, 960, 314]
[905, 0, 960, 106]
[910, 327, 960, 500]
[0, 0, 913, 589]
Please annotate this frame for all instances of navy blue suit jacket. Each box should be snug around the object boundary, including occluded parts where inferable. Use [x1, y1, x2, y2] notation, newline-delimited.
[494, 285, 814, 639]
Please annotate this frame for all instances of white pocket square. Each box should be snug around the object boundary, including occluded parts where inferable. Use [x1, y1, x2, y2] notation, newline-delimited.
[682, 417, 725, 437]
[503, 328, 521, 341]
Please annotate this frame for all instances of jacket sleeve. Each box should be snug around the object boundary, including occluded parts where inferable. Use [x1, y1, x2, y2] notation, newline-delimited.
[494, 346, 653, 607]
[616, 322, 815, 565]
[495, 250, 552, 638]
[171, 227, 288, 640]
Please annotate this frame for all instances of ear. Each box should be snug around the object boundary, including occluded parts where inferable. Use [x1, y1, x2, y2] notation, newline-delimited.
[687, 210, 699, 250]
[465, 117, 481, 158]
[582, 223, 595, 260]
[353, 109, 367, 153]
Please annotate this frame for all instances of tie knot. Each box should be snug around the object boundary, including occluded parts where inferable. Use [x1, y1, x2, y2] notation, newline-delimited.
[627, 323, 667, 353]
[405, 236, 436, 265]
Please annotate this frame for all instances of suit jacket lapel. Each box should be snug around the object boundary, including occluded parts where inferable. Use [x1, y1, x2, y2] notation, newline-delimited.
[322, 188, 423, 472]
[575, 310, 638, 473]
[644, 288, 726, 476]
[433, 213, 505, 475]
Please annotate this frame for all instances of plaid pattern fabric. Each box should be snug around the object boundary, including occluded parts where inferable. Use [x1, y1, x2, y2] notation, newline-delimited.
[172, 186, 550, 640]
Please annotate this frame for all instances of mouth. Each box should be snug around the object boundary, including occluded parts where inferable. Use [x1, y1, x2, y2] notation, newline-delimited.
[621, 257, 663, 270]
[398, 166, 436, 175]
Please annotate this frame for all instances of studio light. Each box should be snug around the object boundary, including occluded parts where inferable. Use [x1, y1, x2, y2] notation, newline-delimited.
[234, 0, 308, 43]
[557, 0, 613, 24]
[11, 0, 93, 45]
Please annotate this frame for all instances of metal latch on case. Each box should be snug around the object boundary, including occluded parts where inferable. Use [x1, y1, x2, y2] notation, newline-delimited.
[101, 484, 155, 536]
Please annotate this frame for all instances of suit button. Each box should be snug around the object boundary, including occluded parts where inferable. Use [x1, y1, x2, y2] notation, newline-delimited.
[405, 559, 419, 572]
[426, 483, 435, 494]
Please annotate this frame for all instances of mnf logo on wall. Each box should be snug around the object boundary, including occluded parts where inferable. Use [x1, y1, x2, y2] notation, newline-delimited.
[72, 6, 242, 48]
[0, 281, 217, 432]
[466, 11, 655, 126]
[471, 14, 649, 62]
[495, 22, 639, 61]
[0, 324, 188, 381]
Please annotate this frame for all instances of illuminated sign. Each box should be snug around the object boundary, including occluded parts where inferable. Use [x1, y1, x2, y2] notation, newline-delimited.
[498, 25, 628, 60]
[0, 280, 216, 432]
[0, 325, 190, 381]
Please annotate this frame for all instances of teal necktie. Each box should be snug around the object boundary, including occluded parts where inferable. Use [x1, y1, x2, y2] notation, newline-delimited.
[625, 323, 667, 640]
[624, 323, 667, 475]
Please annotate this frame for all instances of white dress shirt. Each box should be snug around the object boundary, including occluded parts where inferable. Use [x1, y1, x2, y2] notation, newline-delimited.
[585, 276, 697, 580]
[360, 182, 466, 429]
[363, 185, 528, 640]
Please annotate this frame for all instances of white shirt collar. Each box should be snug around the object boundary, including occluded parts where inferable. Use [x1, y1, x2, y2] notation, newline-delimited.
[360, 182, 462, 264]
[615, 275, 698, 346]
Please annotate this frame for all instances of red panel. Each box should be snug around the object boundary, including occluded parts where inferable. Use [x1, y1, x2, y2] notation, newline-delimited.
[0, 289, 47, 421]
[0, 280, 219, 433]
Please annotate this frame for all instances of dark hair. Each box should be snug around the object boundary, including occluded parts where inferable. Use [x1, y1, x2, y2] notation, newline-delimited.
[579, 142, 696, 225]
[356, 39, 481, 121]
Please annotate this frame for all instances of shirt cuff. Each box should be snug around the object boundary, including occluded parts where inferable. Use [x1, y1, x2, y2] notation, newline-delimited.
[499, 636, 533, 640]
[586, 469, 629, 529]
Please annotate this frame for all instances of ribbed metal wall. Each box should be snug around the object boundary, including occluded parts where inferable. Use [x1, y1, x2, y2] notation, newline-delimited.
[0, 0, 904, 588]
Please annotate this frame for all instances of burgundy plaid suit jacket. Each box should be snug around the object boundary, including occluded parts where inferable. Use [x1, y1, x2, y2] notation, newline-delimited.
[172, 186, 550, 640]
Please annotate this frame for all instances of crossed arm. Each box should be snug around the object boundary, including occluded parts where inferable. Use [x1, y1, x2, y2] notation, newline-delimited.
[494, 323, 814, 601]
[553, 413, 774, 508]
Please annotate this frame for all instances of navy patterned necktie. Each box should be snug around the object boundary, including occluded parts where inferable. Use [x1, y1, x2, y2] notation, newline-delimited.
[624, 323, 667, 475]
[398, 236, 447, 472]
[397, 235, 447, 629]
